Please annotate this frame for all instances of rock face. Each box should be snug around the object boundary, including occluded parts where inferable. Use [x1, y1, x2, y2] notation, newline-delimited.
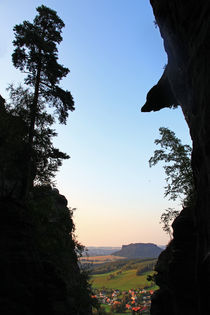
[142, 1, 210, 315]
[0, 188, 92, 315]
[113, 243, 162, 259]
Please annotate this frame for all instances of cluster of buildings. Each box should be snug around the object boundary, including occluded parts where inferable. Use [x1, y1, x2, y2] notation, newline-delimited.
[124, 289, 152, 312]
[92, 288, 154, 313]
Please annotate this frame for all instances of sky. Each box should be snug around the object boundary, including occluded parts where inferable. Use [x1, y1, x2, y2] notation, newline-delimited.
[0, 0, 192, 247]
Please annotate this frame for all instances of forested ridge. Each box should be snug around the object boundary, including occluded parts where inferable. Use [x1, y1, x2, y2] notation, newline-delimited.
[89, 258, 157, 275]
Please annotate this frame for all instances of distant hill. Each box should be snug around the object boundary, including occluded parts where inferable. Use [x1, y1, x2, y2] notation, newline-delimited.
[85, 246, 121, 256]
[112, 243, 162, 259]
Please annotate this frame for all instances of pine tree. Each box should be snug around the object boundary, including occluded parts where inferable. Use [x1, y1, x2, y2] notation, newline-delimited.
[12, 5, 74, 197]
[7, 84, 70, 185]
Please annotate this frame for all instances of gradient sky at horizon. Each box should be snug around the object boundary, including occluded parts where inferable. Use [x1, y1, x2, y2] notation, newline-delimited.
[0, 0, 192, 246]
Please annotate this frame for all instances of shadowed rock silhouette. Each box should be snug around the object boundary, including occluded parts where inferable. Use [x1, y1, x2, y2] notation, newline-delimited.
[141, 66, 178, 112]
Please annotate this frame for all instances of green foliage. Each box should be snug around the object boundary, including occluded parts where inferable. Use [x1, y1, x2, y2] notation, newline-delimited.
[149, 127, 194, 205]
[91, 258, 157, 275]
[92, 305, 113, 315]
[136, 262, 156, 276]
[12, 5, 74, 196]
[149, 127, 195, 237]
[107, 273, 116, 280]
[147, 272, 157, 288]
[159, 208, 180, 239]
[12, 5, 74, 123]
[7, 84, 69, 185]
[91, 262, 157, 291]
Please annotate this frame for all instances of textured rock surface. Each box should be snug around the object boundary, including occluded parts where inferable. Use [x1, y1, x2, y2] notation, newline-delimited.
[142, 1, 210, 314]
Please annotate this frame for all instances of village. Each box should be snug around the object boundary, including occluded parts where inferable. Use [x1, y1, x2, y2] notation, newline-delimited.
[92, 288, 153, 314]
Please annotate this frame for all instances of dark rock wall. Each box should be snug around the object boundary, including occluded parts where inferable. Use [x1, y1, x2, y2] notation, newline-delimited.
[0, 190, 92, 315]
[144, 1, 210, 314]
[0, 198, 50, 315]
[151, 207, 198, 315]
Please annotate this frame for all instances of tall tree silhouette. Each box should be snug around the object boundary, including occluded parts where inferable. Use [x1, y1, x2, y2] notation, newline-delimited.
[12, 5, 74, 197]
[7, 84, 70, 186]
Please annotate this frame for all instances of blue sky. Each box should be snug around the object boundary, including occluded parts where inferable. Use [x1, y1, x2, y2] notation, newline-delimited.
[0, 0, 191, 246]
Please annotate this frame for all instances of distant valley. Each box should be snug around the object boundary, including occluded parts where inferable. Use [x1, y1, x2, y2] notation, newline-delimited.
[83, 243, 162, 314]
[80, 255, 126, 264]
[84, 242, 163, 259]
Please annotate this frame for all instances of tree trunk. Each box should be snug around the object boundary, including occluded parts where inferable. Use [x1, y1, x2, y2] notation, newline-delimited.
[22, 59, 42, 199]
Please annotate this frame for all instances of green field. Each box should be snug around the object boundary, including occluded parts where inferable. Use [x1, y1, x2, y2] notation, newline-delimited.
[97, 304, 150, 315]
[91, 269, 155, 291]
[91, 258, 157, 314]
[102, 304, 132, 314]
[90, 257, 157, 275]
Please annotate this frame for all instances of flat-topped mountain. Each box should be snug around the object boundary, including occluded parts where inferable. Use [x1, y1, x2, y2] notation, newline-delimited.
[112, 243, 163, 259]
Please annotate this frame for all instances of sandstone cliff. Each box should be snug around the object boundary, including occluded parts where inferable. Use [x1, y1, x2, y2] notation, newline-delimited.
[142, 1, 210, 314]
